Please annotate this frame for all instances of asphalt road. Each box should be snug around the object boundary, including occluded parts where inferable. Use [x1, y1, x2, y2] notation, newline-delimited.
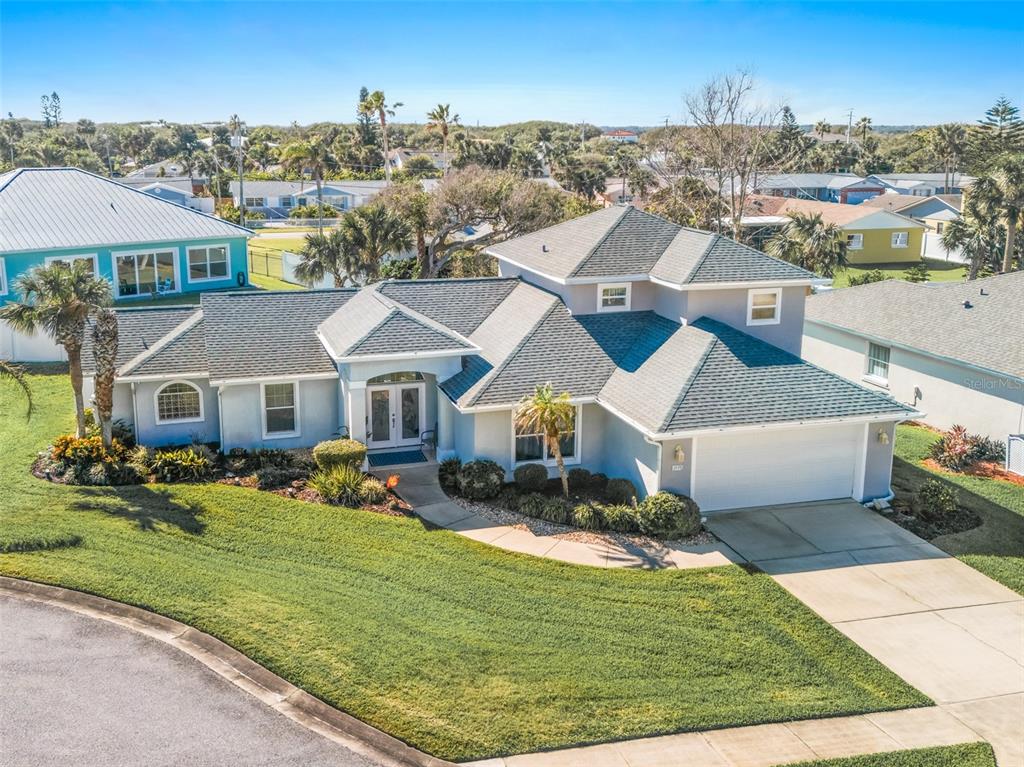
[0, 595, 378, 767]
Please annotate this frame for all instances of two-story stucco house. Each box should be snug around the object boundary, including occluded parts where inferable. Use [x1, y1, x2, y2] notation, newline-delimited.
[81, 206, 916, 512]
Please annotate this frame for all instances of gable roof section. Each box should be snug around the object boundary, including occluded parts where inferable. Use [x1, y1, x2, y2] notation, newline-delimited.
[805, 273, 1024, 380]
[202, 289, 356, 382]
[487, 205, 816, 285]
[122, 316, 208, 378]
[0, 168, 251, 254]
[81, 305, 199, 375]
[376, 278, 518, 335]
[343, 310, 473, 358]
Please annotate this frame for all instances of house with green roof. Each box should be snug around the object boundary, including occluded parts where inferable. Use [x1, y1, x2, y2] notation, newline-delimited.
[0, 167, 252, 361]
[80, 206, 917, 512]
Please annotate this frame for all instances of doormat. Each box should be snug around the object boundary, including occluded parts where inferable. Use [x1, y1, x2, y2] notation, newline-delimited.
[367, 450, 428, 467]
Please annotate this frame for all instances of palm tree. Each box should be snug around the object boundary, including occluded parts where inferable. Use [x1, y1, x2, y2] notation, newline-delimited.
[0, 261, 111, 436]
[766, 211, 848, 277]
[855, 116, 872, 141]
[359, 90, 402, 184]
[90, 307, 119, 448]
[295, 228, 358, 287]
[814, 120, 831, 139]
[281, 136, 334, 232]
[0, 360, 33, 419]
[513, 383, 575, 497]
[342, 205, 412, 283]
[930, 123, 967, 194]
[379, 181, 432, 276]
[941, 215, 998, 280]
[988, 156, 1024, 272]
[426, 104, 459, 175]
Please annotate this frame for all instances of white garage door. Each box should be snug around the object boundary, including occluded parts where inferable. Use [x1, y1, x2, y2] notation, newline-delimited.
[695, 424, 862, 512]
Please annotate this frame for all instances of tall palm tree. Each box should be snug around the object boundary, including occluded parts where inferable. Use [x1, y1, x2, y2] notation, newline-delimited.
[0, 261, 111, 436]
[426, 103, 459, 175]
[0, 360, 33, 419]
[513, 383, 575, 497]
[359, 90, 402, 184]
[379, 181, 432, 276]
[281, 136, 334, 232]
[814, 120, 831, 139]
[90, 307, 119, 448]
[989, 156, 1024, 272]
[855, 116, 872, 141]
[941, 215, 999, 280]
[766, 211, 848, 277]
[930, 123, 967, 194]
[294, 228, 359, 287]
[342, 204, 412, 283]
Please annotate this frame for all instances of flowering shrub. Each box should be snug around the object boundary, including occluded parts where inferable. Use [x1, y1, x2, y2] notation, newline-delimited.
[929, 425, 1006, 472]
[51, 435, 129, 465]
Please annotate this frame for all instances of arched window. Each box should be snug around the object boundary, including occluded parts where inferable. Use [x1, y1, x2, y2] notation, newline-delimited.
[155, 381, 203, 423]
[367, 372, 424, 384]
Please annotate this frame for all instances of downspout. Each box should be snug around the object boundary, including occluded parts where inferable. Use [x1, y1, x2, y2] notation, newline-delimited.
[130, 382, 139, 443]
[217, 386, 225, 451]
[643, 435, 663, 497]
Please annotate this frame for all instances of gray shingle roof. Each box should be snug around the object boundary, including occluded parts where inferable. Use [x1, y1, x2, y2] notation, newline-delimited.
[486, 205, 816, 285]
[202, 289, 356, 381]
[377, 278, 518, 335]
[81, 306, 199, 375]
[344, 311, 473, 357]
[805, 273, 1024, 379]
[0, 168, 251, 254]
[125, 317, 208, 377]
[661, 318, 913, 432]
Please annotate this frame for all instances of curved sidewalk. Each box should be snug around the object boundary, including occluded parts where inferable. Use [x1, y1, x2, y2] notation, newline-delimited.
[385, 465, 738, 570]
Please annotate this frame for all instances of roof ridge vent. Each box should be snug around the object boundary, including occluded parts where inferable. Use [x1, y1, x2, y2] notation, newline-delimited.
[962, 300, 973, 309]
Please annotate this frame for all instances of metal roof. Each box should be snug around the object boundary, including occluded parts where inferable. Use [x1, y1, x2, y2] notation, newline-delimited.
[0, 168, 251, 254]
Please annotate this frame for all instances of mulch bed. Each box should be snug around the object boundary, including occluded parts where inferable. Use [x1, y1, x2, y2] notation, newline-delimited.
[217, 474, 414, 517]
[922, 458, 1024, 488]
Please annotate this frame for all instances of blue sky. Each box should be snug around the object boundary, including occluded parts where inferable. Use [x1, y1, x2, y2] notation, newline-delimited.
[1, 1, 1021, 127]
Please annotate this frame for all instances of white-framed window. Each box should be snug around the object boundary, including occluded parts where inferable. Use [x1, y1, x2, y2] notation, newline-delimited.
[187, 244, 229, 283]
[154, 380, 204, 424]
[846, 233, 864, 250]
[597, 282, 631, 312]
[261, 381, 300, 438]
[113, 249, 179, 298]
[935, 222, 945, 234]
[513, 406, 580, 466]
[865, 342, 891, 384]
[0, 257, 7, 295]
[746, 288, 781, 326]
[297, 197, 308, 206]
[891, 232, 909, 248]
[45, 253, 100, 276]
[279, 196, 294, 208]
[244, 197, 265, 208]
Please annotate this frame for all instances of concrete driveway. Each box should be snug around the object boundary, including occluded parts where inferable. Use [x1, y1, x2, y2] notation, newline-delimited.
[0, 595, 378, 767]
[705, 500, 1024, 767]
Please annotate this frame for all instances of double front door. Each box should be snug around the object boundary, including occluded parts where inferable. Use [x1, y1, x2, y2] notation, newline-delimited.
[366, 383, 425, 449]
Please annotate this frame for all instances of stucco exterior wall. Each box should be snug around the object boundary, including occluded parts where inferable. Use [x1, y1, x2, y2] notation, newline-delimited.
[685, 285, 807, 355]
[658, 437, 693, 497]
[218, 378, 340, 450]
[593, 410, 659, 498]
[131, 377, 220, 447]
[844, 227, 923, 264]
[863, 421, 897, 500]
[803, 321, 1024, 438]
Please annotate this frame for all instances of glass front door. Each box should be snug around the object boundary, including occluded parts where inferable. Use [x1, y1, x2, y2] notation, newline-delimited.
[366, 383, 424, 449]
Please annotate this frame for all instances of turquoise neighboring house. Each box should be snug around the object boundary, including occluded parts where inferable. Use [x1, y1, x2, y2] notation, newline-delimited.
[0, 167, 252, 361]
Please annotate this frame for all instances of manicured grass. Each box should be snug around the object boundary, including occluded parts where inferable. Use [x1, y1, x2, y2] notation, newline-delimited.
[784, 742, 995, 767]
[249, 272, 304, 292]
[893, 425, 1024, 594]
[0, 372, 928, 760]
[250, 235, 309, 253]
[830, 259, 966, 288]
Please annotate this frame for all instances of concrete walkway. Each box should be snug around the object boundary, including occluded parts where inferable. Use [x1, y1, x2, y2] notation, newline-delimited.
[385, 465, 738, 570]
[706, 501, 1024, 767]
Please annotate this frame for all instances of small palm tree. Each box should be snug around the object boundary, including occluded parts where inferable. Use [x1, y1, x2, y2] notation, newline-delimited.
[766, 211, 848, 277]
[514, 383, 575, 497]
[427, 103, 459, 175]
[295, 228, 358, 287]
[91, 307, 119, 448]
[342, 204, 412, 284]
[930, 123, 967, 195]
[0, 261, 111, 436]
[281, 136, 334, 232]
[855, 116, 872, 141]
[0, 360, 33, 419]
[942, 213, 999, 280]
[814, 119, 831, 139]
[359, 90, 402, 184]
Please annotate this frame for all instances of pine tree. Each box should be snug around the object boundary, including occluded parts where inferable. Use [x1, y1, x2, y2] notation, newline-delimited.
[970, 97, 1024, 170]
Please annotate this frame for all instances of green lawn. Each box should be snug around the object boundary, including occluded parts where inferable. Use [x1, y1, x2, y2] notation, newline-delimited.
[893, 425, 1024, 594]
[785, 742, 994, 767]
[0, 372, 928, 760]
[250, 235, 309, 254]
[830, 259, 966, 288]
[249, 273, 304, 292]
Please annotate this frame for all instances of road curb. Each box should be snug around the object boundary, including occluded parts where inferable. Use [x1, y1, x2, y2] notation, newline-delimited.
[0, 576, 457, 767]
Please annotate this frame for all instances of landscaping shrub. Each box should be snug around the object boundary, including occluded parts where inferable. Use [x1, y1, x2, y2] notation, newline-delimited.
[928, 425, 1006, 472]
[636, 492, 701, 538]
[52, 434, 129, 465]
[589, 472, 609, 492]
[438, 457, 462, 492]
[516, 492, 547, 519]
[513, 463, 548, 492]
[572, 503, 606, 531]
[456, 460, 505, 500]
[541, 498, 571, 525]
[250, 448, 298, 470]
[359, 477, 388, 505]
[308, 464, 365, 506]
[313, 439, 367, 471]
[602, 503, 641, 533]
[605, 478, 638, 505]
[971, 435, 1006, 463]
[567, 467, 592, 492]
[222, 447, 252, 475]
[903, 263, 930, 283]
[127, 445, 154, 477]
[494, 486, 520, 510]
[149, 447, 216, 483]
[83, 408, 134, 445]
[915, 479, 959, 521]
[847, 269, 886, 286]
[255, 466, 304, 490]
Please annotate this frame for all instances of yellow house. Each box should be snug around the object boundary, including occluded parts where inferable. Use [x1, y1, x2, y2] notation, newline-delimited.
[741, 196, 926, 265]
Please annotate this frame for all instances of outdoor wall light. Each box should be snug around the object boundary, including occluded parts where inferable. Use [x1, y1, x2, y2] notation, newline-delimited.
[673, 444, 686, 463]
[877, 428, 890, 445]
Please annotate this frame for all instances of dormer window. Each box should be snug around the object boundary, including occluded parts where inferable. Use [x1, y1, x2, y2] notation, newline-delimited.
[747, 288, 781, 326]
[598, 283, 631, 312]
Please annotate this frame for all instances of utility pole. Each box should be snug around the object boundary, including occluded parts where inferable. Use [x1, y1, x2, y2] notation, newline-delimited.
[233, 116, 245, 228]
[845, 109, 853, 145]
[580, 121, 585, 150]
